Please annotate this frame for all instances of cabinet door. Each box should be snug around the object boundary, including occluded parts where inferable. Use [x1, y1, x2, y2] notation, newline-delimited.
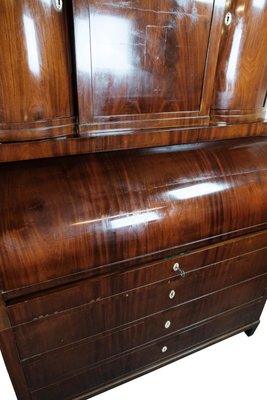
[0, 0, 75, 142]
[212, 0, 267, 124]
[73, 0, 225, 136]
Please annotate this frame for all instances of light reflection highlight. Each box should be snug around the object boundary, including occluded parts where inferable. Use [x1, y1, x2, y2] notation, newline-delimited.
[236, 4, 245, 13]
[252, 0, 265, 9]
[75, 17, 91, 74]
[40, 0, 51, 6]
[72, 207, 163, 229]
[91, 15, 133, 74]
[169, 182, 230, 200]
[23, 15, 40, 76]
[226, 24, 243, 84]
[111, 211, 160, 229]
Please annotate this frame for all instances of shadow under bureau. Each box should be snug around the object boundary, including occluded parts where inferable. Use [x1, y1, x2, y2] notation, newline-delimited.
[0, 137, 267, 400]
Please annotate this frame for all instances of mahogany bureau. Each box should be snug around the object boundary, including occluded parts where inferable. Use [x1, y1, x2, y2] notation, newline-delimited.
[0, 1, 267, 400]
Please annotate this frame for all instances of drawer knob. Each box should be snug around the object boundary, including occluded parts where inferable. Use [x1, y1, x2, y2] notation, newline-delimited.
[162, 346, 168, 353]
[173, 263, 186, 277]
[165, 320, 171, 329]
[169, 290, 176, 299]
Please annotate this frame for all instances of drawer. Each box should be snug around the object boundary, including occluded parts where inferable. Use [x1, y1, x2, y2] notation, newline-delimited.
[8, 230, 267, 326]
[22, 275, 267, 390]
[29, 299, 265, 400]
[13, 248, 267, 359]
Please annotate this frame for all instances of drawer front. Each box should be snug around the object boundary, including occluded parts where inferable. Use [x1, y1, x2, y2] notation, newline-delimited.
[8, 230, 267, 326]
[13, 249, 267, 359]
[30, 299, 265, 400]
[23, 275, 267, 390]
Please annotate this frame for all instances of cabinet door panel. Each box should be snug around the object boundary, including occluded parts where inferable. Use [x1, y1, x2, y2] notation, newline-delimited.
[73, 0, 222, 135]
[212, 0, 267, 124]
[0, 0, 75, 142]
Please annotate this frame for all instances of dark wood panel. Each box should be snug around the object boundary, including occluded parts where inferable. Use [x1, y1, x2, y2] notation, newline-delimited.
[212, 0, 267, 124]
[72, 0, 223, 133]
[29, 300, 265, 400]
[13, 255, 267, 359]
[0, 124, 266, 164]
[1, 138, 267, 293]
[0, 329, 31, 400]
[7, 233, 267, 326]
[0, 0, 75, 141]
[22, 276, 267, 390]
[0, 296, 30, 400]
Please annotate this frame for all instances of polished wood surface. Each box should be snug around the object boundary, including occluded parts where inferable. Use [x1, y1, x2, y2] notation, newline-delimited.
[0, 123, 266, 163]
[1, 231, 266, 399]
[1, 3, 267, 399]
[21, 277, 267, 390]
[212, 0, 267, 124]
[73, 0, 224, 134]
[7, 229, 267, 326]
[0, 297, 30, 400]
[1, 137, 267, 294]
[28, 300, 266, 400]
[0, 0, 75, 141]
[0, 0, 266, 156]
[0, 329, 31, 400]
[13, 260, 267, 359]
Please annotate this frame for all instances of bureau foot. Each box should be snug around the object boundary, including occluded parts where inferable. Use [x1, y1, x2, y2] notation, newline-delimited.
[245, 322, 260, 337]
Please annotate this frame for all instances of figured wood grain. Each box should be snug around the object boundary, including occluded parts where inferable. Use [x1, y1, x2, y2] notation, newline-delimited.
[0, 0, 75, 141]
[72, 0, 222, 133]
[1, 138, 267, 294]
[29, 300, 265, 400]
[12, 261, 267, 359]
[7, 232, 267, 326]
[0, 123, 266, 163]
[21, 275, 267, 390]
[212, 0, 267, 124]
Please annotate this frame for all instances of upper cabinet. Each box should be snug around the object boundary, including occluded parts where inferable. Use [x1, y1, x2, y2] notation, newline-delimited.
[0, 0, 266, 160]
[72, 0, 225, 135]
[0, 0, 75, 142]
[212, 0, 267, 124]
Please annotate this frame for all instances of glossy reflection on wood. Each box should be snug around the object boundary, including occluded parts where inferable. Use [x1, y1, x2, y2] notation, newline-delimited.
[1, 2, 267, 399]
[0, 123, 267, 163]
[0, 0, 75, 141]
[1, 137, 267, 294]
[212, 0, 267, 124]
[12, 259, 267, 359]
[20, 277, 267, 390]
[22, 301, 267, 400]
[73, 0, 224, 134]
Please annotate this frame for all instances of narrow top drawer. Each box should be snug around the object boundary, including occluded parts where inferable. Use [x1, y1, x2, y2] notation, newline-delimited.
[7, 230, 267, 326]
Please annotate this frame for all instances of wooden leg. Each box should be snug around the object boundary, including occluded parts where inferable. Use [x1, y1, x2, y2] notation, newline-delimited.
[245, 321, 260, 337]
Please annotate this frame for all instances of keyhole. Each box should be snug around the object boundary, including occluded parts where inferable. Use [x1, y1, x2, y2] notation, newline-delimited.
[54, 0, 63, 11]
[225, 12, 232, 26]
